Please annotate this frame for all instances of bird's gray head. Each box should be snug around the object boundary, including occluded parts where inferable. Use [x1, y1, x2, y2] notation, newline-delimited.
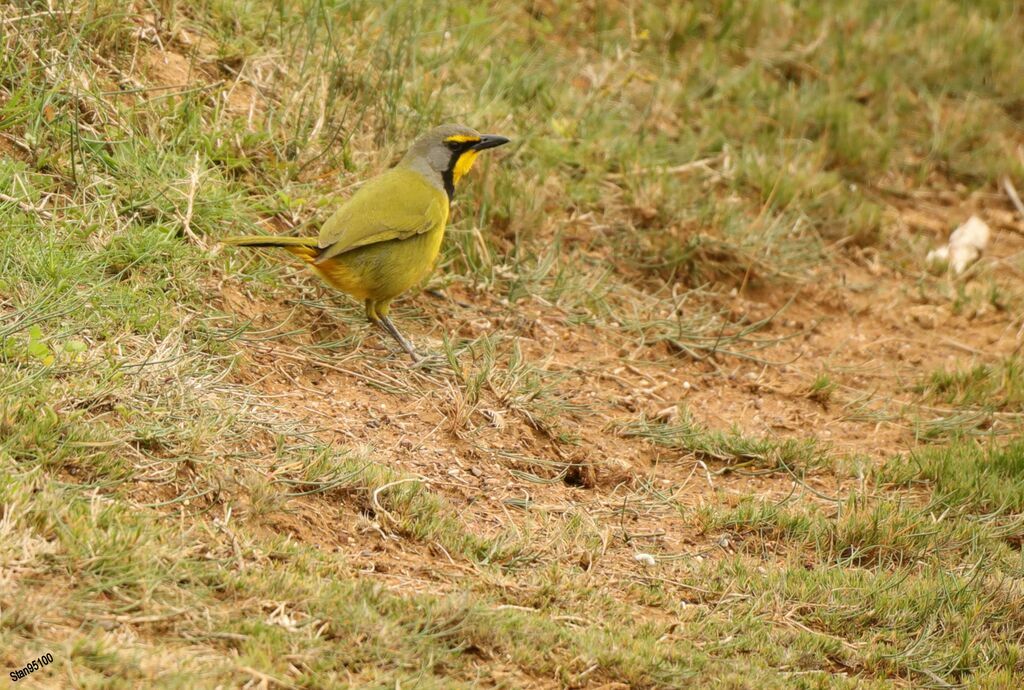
[400, 123, 510, 200]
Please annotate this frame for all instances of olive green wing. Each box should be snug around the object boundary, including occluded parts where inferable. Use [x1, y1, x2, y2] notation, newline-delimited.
[316, 168, 448, 264]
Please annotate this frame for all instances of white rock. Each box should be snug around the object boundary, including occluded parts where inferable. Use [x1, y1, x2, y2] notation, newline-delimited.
[950, 215, 990, 250]
[948, 244, 982, 274]
[654, 406, 679, 423]
[925, 245, 950, 267]
[927, 216, 990, 275]
[634, 553, 657, 567]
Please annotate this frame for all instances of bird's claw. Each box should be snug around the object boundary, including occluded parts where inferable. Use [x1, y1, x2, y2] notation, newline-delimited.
[407, 351, 446, 371]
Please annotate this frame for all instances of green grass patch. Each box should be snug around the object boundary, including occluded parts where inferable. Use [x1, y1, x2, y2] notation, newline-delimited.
[623, 412, 830, 472]
[916, 357, 1024, 412]
[882, 440, 1024, 517]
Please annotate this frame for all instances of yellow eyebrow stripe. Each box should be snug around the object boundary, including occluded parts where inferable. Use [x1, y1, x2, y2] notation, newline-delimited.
[444, 135, 481, 143]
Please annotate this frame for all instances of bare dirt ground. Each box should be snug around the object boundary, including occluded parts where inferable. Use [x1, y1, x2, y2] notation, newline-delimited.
[193, 190, 1024, 608]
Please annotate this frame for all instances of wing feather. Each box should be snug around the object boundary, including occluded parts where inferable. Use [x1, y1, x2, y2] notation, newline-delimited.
[316, 168, 447, 263]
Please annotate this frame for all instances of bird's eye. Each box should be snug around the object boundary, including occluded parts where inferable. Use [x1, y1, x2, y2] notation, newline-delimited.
[445, 140, 459, 150]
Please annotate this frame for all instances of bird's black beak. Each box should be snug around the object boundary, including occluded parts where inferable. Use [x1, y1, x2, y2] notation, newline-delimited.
[472, 135, 510, 151]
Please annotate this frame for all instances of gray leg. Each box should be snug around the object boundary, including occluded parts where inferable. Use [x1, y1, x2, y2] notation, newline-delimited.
[378, 315, 420, 362]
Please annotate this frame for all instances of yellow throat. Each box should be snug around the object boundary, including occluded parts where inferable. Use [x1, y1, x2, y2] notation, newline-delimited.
[452, 150, 479, 185]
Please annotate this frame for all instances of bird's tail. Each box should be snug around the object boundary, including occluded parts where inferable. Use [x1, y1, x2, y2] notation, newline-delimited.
[221, 235, 320, 261]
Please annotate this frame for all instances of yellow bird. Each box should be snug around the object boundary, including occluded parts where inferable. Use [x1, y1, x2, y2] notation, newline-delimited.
[222, 124, 510, 361]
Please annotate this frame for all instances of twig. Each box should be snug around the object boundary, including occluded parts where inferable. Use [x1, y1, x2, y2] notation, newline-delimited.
[238, 666, 299, 689]
[370, 477, 420, 525]
[1002, 176, 1024, 224]
[605, 155, 724, 180]
[179, 152, 205, 248]
[781, 611, 860, 651]
[662, 155, 724, 175]
[494, 604, 538, 612]
[0, 132, 31, 155]
[1, 9, 70, 25]
[695, 460, 715, 489]
[939, 337, 986, 356]
[90, 51, 144, 91]
[94, 609, 188, 624]
[0, 192, 53, 221]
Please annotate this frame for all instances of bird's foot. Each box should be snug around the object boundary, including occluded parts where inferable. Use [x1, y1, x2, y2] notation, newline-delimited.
[407, 351, 447, 371]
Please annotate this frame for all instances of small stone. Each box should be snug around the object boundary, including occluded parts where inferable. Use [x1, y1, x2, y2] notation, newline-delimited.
[654, 405, 679, 423]
[926, 215, 990, 274]
[909, 306, 941, 330]
[634, 553, 657, 567]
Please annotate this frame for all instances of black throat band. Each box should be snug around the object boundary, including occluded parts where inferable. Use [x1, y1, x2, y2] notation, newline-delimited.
[441, 150, 462, 202]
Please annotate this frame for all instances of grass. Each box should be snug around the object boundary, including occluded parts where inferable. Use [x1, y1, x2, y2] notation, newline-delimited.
[622, 411, 831, 473]
[3, 0, 1024, 686]
[808, 372, 837, 406]
[695, 441, 1024, 684]
[882, 439, 1024, 516]
[916, 356, 1024, 412]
